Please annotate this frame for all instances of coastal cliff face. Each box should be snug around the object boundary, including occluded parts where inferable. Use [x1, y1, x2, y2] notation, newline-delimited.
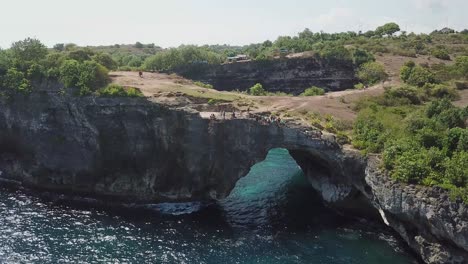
[364, 157, 468, 264]
[172, 58, 358, 94]
[0, 91, 466, 263]
[0, 91, 355, 203]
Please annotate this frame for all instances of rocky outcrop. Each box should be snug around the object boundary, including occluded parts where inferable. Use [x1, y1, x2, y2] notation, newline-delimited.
[172, 58, 358, 94]
[0, 90, 358, 203]
[0, 90, 466, 263]
[363, 156, 468, 264]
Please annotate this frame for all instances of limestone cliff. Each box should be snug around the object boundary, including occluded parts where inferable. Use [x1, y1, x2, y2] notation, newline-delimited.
[172, 58, 357, 94]
[0, 90, 354, 202]
[0, 91, 466, 263]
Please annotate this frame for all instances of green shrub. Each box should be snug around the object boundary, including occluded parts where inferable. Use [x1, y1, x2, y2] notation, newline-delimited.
[453, 56, 468, 79]
[92, 53, 118, 70]
[77, 61, 109, 90]
[357, 62, 388, 85]
[385, 85, 425, 104]
[194, 81, 213, 89]
[249, 83, 266, 96]
[126, 87, 144, 97]
[2, 68, 31, 93]
[98, 84, 143, 97]
[423, 83, 459, 100]
[352, 113, 386, 153]
[318, 44, 352, 63]
[391, 149, 430, 184]
[353, 48, 375, 66]
[431, 46, 451, 60]
[445, 151, 468, 187]
[300, 86, 325, 96]
[400, 64, 436, 87]
[354, 83, 365, 89]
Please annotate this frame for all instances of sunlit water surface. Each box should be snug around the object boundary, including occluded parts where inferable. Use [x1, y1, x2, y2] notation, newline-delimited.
[0, 149, 418, 263]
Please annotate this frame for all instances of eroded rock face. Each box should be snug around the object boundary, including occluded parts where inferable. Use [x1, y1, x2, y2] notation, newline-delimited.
[0, 91, 355, 203]
[0, 91, 466, 263]
[364, 157, 468, 264]
[172, 58, 357, 94]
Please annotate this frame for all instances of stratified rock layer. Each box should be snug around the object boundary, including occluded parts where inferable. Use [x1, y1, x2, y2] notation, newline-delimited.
[172, 58, 357, 94]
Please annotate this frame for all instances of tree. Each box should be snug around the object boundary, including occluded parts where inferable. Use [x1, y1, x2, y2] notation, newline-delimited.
[10, 38, 47, 70]
[53, 43, 65, 52]
[401, 63, 436, 87]
[375, 23, 400, 36]
[68, 48, 94, 62]
[357, 62, 388, 85]
[135, 42, 144, 49]
[92, 53, 118, 70]
[319, 44, 352, 63]
[77, 60, 109, 91]
[353, 48, 375, 66]
[406, 66, 436, 87]
[0, 49, 10, 75]
[59, 60, 81, 88]
[249, 83, 266, 96]
[2, 68, 31, 92]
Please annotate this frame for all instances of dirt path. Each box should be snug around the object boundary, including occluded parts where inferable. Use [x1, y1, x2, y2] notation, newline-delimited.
[111, 55, 468, 126]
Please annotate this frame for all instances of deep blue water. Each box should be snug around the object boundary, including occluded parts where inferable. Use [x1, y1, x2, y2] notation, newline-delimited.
[0, 149, 418, 263]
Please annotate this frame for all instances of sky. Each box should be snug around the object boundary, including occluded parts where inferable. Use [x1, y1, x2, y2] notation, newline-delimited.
[0, 0, 467, 48]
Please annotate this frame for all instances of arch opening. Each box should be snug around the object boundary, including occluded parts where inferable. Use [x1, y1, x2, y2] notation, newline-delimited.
[221, 147, 381, 229]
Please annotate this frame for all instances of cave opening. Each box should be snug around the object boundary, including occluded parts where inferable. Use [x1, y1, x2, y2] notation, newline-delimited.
[221, 148, 381, 229]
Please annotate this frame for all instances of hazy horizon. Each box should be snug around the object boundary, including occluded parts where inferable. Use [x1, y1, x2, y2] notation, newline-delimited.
[1, 0, 467, 49]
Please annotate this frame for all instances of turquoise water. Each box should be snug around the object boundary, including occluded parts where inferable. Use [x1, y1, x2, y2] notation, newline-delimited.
[0, 149, 418, 263]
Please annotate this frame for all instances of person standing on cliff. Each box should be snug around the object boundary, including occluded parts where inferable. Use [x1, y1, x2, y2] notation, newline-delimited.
[139, 71, 143, 78]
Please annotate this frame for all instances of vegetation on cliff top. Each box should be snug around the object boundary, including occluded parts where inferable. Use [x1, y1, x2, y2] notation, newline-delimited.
[0, 38, 114, 96]
[353, 57, 468, 202]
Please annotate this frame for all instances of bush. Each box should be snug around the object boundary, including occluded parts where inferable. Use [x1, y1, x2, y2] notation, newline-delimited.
[431, 46, 451, 60]
[143, 46, 224, 71]
[59, 60, 81, 88]
[423, 83, 459, 100]
[92, 53, 118, 70]
[386, 85, 425, 104]
[353, 48, 375, 66]
[454, 56, 468, 79]
[445, 151, 468, 187]
[300, 86, 325, 96]
[319, 44, 352, 63]
[60, 60, 109, 93]
[357, 62, 388, 85]
[249, 83, 266, 96]
[401, 64, 436, 87]
[98, 84, 143, 97]
[2, 68, 31, 93]
[353, 113, 385, 153]
[354, 83, 365, 89]
[391, 149, 430, 184]
[194, 81, 213, 89]
[10, 38, 48, 71]
[77, 61, 109, 91]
